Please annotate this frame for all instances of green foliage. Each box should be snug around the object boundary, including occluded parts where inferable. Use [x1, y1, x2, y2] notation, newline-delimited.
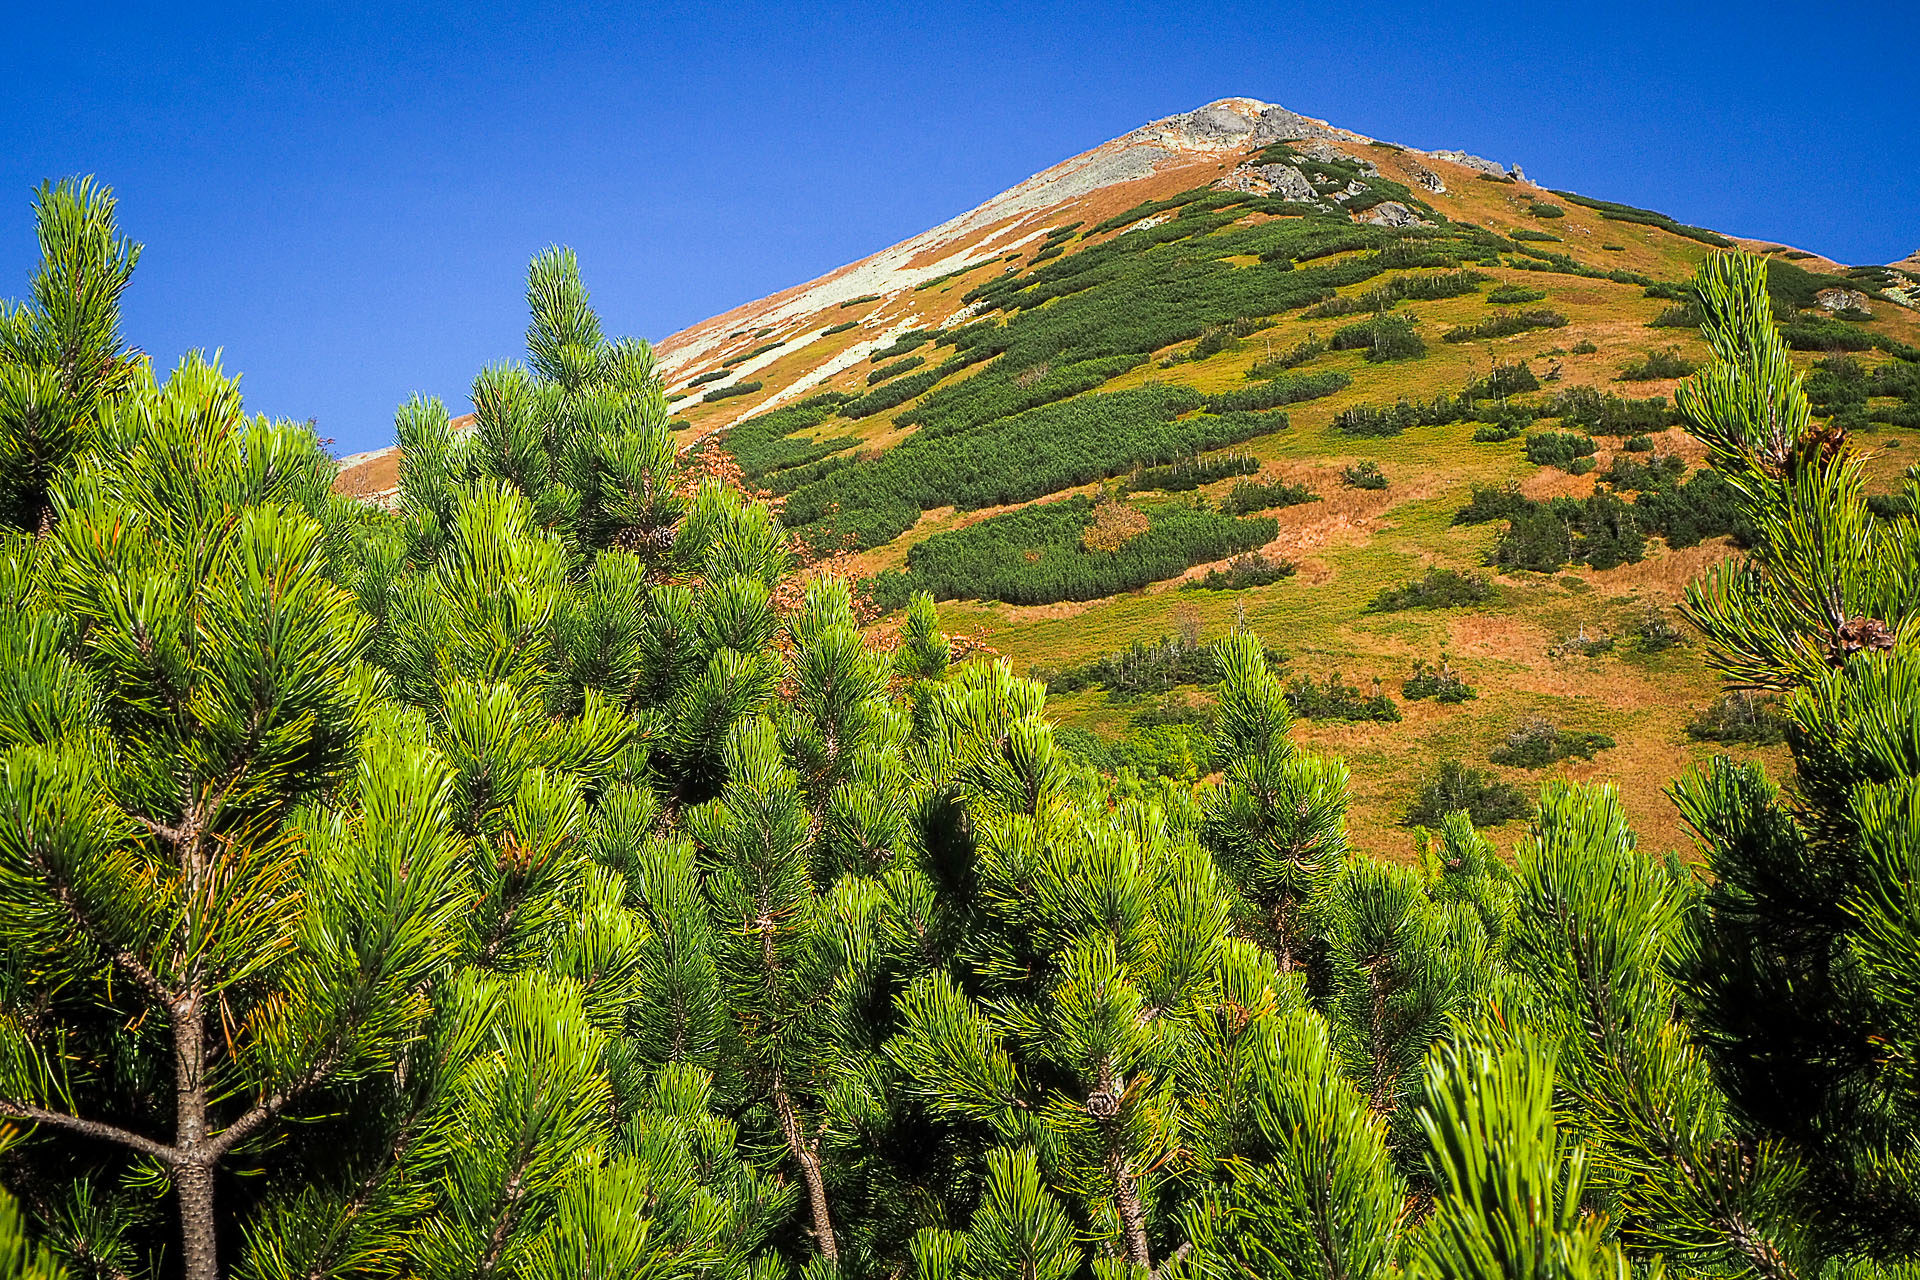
[1508, 228, 1562, 243]
[9, 193, 1918, 1280]
[783, 384, 1284, 550]
[1402, 657, 1477, 703]
[1341, 460, 1388, 490]
[871, 328, 937, 361]
[1548, 189, 1737, 247]
[1488, 715, 1616, 767]
[1286, 671, 1401, 722]
[1525, 430, 1598, 471]
[1221, 476, 1318, 514]
[892, 496, 1278, 605]
[869, 354, 926, 384]
[722, 338, 783, 366]
[1443, 309, 1569, 342]
[1528, 200, 1566, 219]
[1684, 690, 1787, 745]
[1330, 314, 1426, 362]
[1183, 552, 1298, 591]
[822, 319, 858, 336]
[703, 379, 763, 401]
[1485, 283, 1548, 304]
[0, 178, 142, 535]
[1246, 333, 1329, 377]
[1618, 346, 1696, 380]
[1034, 629, 1227, 696]
[1403, 760, 1530, 827]
[1368, 568, 1495, 612]
[1123, 452, 1258, 494]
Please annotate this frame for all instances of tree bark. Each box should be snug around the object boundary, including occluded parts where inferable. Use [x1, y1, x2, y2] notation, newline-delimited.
[174, 987, 218, 1280]
[1107, 1142, 1152, 1269]
[771, 1069, 837, 1265]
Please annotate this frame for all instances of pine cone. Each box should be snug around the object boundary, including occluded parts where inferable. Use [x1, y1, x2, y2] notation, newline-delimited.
[1829, 615, 1895, 662]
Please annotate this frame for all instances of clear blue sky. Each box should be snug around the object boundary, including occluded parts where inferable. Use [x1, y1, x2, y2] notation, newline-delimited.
[5, 1, 1914, 455]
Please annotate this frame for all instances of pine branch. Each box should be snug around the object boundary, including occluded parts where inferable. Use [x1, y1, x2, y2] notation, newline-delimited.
[0, 1097, 179, 1165]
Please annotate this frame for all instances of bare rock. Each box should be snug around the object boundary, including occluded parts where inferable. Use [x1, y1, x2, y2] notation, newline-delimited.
[1363, 201, 1432, 229]
[1408, 162, 1446, 193]
[1220, 162, 1316, 202]
[1816, 286, 1872, 315]
[1427, 148, 1509, 177]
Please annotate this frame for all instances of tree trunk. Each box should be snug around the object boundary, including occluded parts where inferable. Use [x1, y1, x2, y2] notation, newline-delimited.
[175, 1160, 218, 1280]
[1107, 1142, 1152, 1269]
[174, 988, 217, 1280]
[771, 1069, 837, 1264]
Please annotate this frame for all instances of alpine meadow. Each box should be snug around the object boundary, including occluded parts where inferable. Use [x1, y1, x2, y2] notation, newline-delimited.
[5, 89, 1920, 1280]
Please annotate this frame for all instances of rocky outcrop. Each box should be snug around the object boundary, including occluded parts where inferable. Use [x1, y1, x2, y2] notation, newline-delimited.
[1816, 286, 1871, 315]
[1221, 162, 1317, 201]
[1408, 162, 1445, 193]
[1363, 201, 1432, 229]
[1427, 148, 1509, 177]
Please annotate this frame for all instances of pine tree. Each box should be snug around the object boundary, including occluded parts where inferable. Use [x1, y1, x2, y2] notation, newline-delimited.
[1672, 251, 1920, 1260]
[0, 178, 141, 536]
[0, 356, 466, 1280]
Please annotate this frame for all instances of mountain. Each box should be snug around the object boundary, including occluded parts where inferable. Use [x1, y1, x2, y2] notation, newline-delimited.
[334, 97, 1920, 853]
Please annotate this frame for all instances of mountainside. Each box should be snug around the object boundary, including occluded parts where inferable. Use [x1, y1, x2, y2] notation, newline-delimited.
[335, 97, 1920, 853]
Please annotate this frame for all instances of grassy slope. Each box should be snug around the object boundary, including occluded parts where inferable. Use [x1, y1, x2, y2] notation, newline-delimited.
[659, 147, 1920, 858]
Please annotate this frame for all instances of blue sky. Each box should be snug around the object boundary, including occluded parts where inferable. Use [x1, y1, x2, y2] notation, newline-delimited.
[4, 1, 1915, 455]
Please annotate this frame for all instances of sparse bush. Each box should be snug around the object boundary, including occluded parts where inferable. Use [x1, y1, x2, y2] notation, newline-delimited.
[1125, 453, 1260, 493]
[1687, 691, 1788, 746]
[703, 380, 764, 402]
[722, 339, 784, 367]
[1550, 626, 1616, 657]
[1368, 568, 1495, 611]
[1341, 460, 1388, 490]
[1246, 334, 1328, 377]
[1634, 607, 1686, 653]
[1403, 759, 1530, 827]
[1220, 476, 1318, 514]
[897, 495, 1278, 605]
[868, 355, 926, 384]
[839, 292, 881, 307]
[1486, 283, 1548, 305]
[1571, 339, 1598, 354]
[1529, 201, 1565, 218]
[1402, 657, 1476, 703]
[1510, 229, 1562, 243]
[1602, 452, 1685, 492]
[1183, 552, 1298, 591]
[687, 369, 730, 387]
[1285, 671, 1401, 722]
[1623, 433, 1654, 452]
[1443, 309, 1568, 342]
[1489, 715, 1615, 767]
[1330, 314, 1426, 362]
[870, 328, 937, 362]
[1525, 430, 1598, 470]
[1619, 347, 1696, 381]
[822, 320, 858, 336]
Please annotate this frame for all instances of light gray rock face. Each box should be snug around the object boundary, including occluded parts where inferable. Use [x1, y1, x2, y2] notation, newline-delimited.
[1816, 286, 1871, 315]
[1219, 162, 1317, 202]
[1427, 148, 1509, 177]
[1157, 100, 1350, 149]
[1296, 140, 1377, 174]
[1408, 163, 1446, 193]
[1363, 201, 1432, 229]
[1255, 164, 1316, 201]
